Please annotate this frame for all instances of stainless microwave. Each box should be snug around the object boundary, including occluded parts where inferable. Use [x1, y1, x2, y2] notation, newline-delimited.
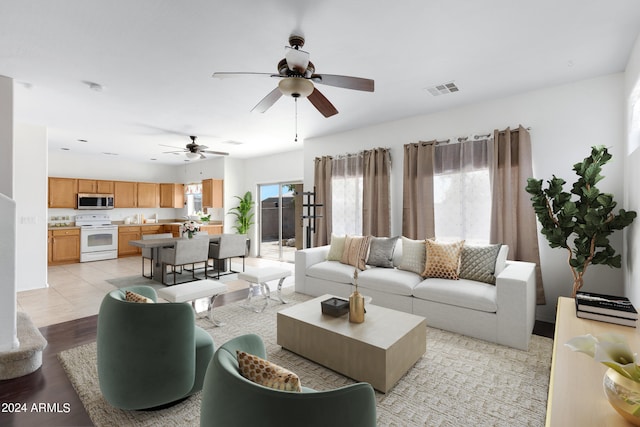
[77, 193, 114, 210]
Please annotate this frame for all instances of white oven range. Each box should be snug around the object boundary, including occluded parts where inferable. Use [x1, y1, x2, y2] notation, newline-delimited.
[76, 214, 118, 262]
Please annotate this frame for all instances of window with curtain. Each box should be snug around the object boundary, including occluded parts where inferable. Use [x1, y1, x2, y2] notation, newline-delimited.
[433, 140, 491, 244]
[331, 154, 363, 235]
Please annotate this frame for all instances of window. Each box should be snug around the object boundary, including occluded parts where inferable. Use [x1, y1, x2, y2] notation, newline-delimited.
[184, 183, 202, 216]
[433, 140, 491, 244]
[331, 154, 363, 235]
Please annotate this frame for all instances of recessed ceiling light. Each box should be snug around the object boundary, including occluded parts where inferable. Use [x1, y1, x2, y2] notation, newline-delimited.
[82, 81, 104, 92]
[150, 158, 157, 161]
[102, 152, 118, 156]
[221, 140, 243, 146]
[77, 139, 88, 143]
[60, 147, 70, 151]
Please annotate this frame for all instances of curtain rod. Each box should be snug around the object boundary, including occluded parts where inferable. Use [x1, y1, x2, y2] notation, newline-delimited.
[420, 126, 532, 145]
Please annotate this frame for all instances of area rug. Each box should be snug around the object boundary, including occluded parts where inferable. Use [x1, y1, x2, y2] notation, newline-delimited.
[58, 291, 552, 426]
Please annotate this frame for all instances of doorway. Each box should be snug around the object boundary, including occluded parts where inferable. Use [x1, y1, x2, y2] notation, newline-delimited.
[258, 182, 303, 262]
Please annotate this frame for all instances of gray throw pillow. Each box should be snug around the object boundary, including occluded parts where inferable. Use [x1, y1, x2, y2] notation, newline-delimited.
[458, 244, 502, 285]
[366, 236, 399, 268]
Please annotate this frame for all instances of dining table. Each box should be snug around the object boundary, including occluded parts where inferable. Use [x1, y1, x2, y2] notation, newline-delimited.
[129, 235, 221, 282]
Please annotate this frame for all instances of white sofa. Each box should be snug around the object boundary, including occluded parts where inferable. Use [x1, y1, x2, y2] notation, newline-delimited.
[295, 244, 537, 350]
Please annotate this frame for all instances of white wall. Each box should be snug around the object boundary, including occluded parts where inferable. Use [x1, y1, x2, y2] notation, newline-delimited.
[15, 123, 48, 291]
[304, 74, 626, 323]
[624, 34, 640, 306]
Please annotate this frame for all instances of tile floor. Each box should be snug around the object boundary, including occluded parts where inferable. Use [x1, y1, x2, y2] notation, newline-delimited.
[18, 256, 295, 328]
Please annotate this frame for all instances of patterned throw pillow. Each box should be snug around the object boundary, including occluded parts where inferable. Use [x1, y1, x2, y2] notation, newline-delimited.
[366, 236, 399, 268]
[422, 240, 465, 280]
[125, 290, 154, 303]
[327, 234, 346, 261]
[236, 351, 302, 392]
[398, 237, 426, 275]
[341, 235, 371, 270]
[459, 244, 502, 285]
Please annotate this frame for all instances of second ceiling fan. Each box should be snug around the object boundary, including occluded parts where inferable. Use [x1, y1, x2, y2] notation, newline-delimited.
[212, 34, 374, 118]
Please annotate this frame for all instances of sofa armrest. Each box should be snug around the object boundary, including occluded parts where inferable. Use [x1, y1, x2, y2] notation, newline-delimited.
[495, 261, 536, 350]
[295, 246, 330, 294]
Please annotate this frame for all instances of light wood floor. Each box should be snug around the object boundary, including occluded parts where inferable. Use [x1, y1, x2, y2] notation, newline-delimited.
[19, 256, 295, 328]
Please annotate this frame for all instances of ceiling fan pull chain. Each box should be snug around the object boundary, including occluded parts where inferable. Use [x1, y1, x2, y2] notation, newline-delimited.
[294, 97, 298, 143]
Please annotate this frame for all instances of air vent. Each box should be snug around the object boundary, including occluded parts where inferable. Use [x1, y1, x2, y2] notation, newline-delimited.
[425, 82, 459, 96]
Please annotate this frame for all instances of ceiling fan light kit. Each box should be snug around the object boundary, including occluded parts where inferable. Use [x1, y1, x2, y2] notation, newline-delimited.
[278, 77, 314, 98]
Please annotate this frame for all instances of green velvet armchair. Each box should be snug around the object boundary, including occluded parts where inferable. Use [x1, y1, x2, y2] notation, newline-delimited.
[200, 334, 377, 427]
[97, 285, 214, 410]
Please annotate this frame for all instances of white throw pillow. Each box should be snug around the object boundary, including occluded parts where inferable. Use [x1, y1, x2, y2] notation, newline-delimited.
[397, 237, 426, 275]
[327, 234, 346, 261]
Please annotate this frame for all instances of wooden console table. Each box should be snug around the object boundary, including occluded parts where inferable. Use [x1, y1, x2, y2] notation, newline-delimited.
[546, 297, 640, 426]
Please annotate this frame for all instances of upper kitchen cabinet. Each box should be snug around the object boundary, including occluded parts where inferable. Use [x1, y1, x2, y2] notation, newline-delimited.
[202, 179, 223, 208]
[78, 179, 114, 194]
[114, 181, 137, 208]
[137, 182, 159, 208]
[160, 183, 184, 208]
[49, 177, 78, 208]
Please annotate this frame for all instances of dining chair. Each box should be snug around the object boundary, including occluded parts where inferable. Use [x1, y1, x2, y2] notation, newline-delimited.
[159, 237, 210, 285]
[207, 234, 247, 279]
[141, 233, 173, 278]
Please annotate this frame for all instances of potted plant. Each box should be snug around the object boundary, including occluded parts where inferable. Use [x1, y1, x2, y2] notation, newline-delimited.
[229, 191, 255, 235]
[525, 145, 636, 297]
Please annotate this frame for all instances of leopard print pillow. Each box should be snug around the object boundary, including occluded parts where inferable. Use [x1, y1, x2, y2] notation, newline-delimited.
[125, 290, 154, 304]
[237, 350, 301, 392]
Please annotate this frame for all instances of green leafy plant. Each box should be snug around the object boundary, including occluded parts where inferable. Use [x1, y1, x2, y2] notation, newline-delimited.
[525, 145, 636, 297]
[228, 191, 255, 235]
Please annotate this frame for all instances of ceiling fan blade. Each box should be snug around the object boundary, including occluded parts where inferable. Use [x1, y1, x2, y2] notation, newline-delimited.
[196, 145, 209, 150]
[159, 144, 186, 149]
[163, 151, 184, 154]
[308, 88, 338, 118]
[212, 72, 280, 79]
[251, 87, 283, 113]
[199, 153, 206, 159]
[310, 74, 374, 92]
[202, 150, 230, 156]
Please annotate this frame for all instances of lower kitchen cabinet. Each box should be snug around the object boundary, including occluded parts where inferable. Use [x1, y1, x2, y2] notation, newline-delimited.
[50, 229, 80, 264]
[118, 226, 141, 256]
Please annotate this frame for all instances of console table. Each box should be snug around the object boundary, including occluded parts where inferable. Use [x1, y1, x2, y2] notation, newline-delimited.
[546, 297, 640, 426]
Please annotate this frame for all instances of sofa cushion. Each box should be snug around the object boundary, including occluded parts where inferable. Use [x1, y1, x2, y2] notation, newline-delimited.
[327, 234, 346, 261]
[341, 235, 371, 270]
[398, 237, 426, 275]
[412, 278, 498, 313]
[495, 245, 509, 276]
[125, 290, 154, 304]
[237, 350, 302, 392]
[422, 240, 464, 280]
[307, 260, 356, 284]
[459, 244, 501, 285]
[357, 267, 422, 296]
[366, 236, 399, 268]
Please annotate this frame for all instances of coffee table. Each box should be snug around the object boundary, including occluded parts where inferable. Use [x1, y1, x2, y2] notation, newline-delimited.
[277, 294, 426, 393]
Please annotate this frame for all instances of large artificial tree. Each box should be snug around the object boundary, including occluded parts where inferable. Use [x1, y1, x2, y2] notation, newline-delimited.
[525, 145, 636, 297]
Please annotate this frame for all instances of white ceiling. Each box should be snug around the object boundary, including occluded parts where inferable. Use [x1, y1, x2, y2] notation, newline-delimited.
[2, 0, 640, 164]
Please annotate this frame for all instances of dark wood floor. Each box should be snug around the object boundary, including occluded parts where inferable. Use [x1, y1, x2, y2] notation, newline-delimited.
[0, 291, 555, 427]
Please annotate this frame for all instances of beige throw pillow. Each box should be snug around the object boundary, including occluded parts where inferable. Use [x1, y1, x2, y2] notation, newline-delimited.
[237, 351, 302, 392]
[422, 240, 465, 280]
[125, 290, 154, 303]
[398, 237, 426, 275]
[327, 234, 346, 261]
[340, 235, 371, 270]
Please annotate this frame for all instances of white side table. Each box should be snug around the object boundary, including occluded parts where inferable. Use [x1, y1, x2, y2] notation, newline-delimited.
[157, 279, 228, 326]
[238, 267, 291, 312]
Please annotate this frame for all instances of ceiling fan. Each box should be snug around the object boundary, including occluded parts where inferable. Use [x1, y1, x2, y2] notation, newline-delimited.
[161, 136, 229, 160]
[212, 34, 374, 118]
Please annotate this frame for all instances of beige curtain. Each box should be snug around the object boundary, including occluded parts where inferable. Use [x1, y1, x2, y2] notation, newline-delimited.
[402, 141, 436, 239]
[363, 148, 391, 237]
[489, 126, 546, 305]
[313, 156, 332, 247]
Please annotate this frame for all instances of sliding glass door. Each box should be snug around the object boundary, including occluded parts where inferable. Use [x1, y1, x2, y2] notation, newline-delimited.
[258, 182, 302, 262]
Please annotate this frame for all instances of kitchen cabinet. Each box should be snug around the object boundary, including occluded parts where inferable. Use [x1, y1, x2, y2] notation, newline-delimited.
[48, 177, 78, 208]
[160, 183, 185, 208]
[165, 224, 182, 238]
[114, 181, 137, 208]
[78, 179, 114, 194]
[200, 224, 223, 235]
[137, 182, 159, 208]
[140, 225, 164, 237]
[118, 226, 141, 256]
[50, 228, 80, 264]
[202, 179, 223, 208]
